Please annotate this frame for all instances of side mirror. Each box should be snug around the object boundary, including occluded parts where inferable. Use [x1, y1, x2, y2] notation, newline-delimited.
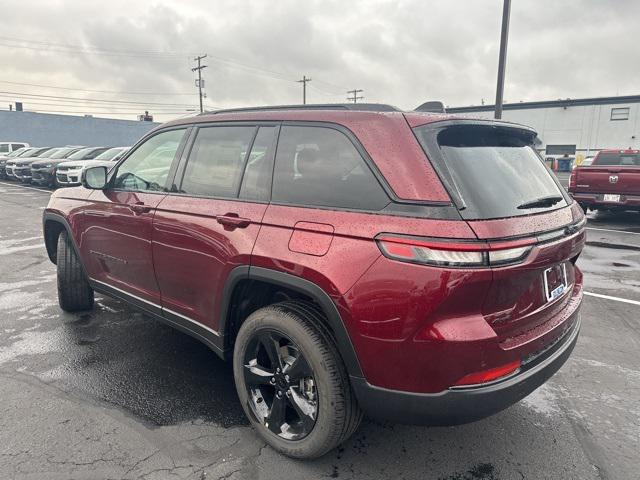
[82, 166, 108, 190]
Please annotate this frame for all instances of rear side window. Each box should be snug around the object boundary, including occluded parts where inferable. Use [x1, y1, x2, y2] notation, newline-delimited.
[0, 144, 8, 153]
[180, 126, 255, 198]
[239, 126, 276, 201]
[593, 152, 640, 166]
[414, 124, 567, 220]
[271, 126, 389, 210]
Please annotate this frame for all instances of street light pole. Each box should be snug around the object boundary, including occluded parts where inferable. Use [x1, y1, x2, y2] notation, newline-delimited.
[494, 0, 511, 119]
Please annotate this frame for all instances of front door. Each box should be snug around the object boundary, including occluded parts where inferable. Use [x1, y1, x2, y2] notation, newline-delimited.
[152, 124, 277, 333]
[80, 128, 188, 309]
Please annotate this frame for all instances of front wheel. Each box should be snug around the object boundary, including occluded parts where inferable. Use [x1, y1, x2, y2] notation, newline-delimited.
[56, 231, 94, 312]
[233, 301, 362, 458]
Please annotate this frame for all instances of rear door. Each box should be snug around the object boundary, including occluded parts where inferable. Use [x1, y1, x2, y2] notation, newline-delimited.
[413, 122, 585, 342]
[80, 128, 188, 310]
[152, 124, 277, 333]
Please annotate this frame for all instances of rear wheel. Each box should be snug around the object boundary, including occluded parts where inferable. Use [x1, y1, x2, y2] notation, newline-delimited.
[56, 231, 94, 312]
[233, 301, 362, 458]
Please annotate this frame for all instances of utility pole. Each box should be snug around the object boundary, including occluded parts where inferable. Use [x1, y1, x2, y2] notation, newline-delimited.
[192, 54, 208, 113]
[494, 0, 511, 119]
[297, 76, 311, 104]
[347, 89, 364, 104]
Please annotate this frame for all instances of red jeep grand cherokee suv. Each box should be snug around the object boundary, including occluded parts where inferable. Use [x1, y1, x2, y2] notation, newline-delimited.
[43, 105, 585, 458]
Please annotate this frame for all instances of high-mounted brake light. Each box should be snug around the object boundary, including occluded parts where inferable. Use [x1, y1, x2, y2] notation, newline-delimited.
[453, 359, 522, 387]
[376, 234, 534, 268]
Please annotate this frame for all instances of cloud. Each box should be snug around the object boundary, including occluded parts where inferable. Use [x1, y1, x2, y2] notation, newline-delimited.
[0, 0, 637, 121]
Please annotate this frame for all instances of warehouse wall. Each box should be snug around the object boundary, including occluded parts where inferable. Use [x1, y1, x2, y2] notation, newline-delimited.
[448, 101, 640, 154]
[0, 111, 160, 147]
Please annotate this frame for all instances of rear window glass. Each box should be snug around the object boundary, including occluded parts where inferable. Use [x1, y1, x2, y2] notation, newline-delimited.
[413, 125, 567, 220]
[593, 152, 640, 166]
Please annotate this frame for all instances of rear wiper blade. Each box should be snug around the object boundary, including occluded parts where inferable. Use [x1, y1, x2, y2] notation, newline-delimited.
[517, 195, 563, 209]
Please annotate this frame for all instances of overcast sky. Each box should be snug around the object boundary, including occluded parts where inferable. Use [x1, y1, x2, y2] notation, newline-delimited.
[1, 0, 638, 121]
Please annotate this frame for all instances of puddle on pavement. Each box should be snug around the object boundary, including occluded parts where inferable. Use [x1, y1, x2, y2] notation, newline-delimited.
[0, 296, 248, 428]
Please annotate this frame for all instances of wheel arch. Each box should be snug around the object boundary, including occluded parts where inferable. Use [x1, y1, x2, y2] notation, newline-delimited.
[42, 212, 84, 270]
[220, 266, 364, 378]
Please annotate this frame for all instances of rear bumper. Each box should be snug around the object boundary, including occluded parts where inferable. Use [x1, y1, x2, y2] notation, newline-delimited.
[351, 310, 580, 425]
[570, 191, 640, 209]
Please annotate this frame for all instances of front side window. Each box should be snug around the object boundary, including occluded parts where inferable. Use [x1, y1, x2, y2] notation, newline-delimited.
[11, 143, 25, 150]
[271, 126, 389, 210]
[114, 129, 185, 192]
[180, 126, 255, 198]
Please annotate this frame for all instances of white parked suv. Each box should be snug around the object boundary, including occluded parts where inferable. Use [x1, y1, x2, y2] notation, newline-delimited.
[56, 147, 130, 186]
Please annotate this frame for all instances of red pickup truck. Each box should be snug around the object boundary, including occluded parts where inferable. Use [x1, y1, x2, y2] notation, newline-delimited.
[569, 149, 640, 213]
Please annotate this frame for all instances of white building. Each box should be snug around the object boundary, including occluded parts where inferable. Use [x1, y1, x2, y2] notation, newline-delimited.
[447, 95, 640, 157]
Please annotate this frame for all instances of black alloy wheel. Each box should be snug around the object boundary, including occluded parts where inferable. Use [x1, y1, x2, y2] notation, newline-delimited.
[242, 329, 318, 440]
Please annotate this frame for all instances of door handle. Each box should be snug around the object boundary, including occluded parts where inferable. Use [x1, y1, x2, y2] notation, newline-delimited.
[129, 202, 151, 214]
[216, 213, 251, 230]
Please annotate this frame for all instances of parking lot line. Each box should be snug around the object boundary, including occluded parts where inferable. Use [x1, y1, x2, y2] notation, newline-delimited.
[0, 181, 51, 193]
[585, 291, 640, 307]
[587, 227, 640, 236]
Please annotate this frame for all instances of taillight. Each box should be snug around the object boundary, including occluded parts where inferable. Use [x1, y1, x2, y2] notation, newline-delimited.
[452, 359, 522, 387]
[569, 170, 577, 189]
[376, 234, 534, 268]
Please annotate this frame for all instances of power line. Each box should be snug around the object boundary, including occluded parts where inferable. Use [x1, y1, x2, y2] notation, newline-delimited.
[0, 35, 357, 96]
[192, 55, 208, 113]
[0, 100, 194, 112]
[297, 76, 311, 104]
[347, 89, 364, 103]
[0, 90, 199, 107]
[0, 80, 195, 96]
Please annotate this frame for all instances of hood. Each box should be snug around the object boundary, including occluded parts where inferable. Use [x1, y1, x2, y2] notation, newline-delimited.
[57, 160, 116, 169]
[31, 158, 72, 168]
[13, 157, 43, 166]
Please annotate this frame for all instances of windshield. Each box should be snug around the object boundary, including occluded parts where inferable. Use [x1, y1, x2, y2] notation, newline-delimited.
[49, 147, 79, 159]
[7, 148, 27, 158]
[94, 147, 126, 161]
[413, 124, 567, 220]
[66, 148, 96, 160]
[593, 152, 640, 166]
[36, 148, 60, 158]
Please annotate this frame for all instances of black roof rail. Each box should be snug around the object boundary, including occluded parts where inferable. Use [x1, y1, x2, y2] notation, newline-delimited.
[200, 103, 401, 115]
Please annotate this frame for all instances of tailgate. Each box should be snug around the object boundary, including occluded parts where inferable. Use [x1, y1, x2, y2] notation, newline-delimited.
[467, 204, 585, 342]
[575, 167, 640, 194]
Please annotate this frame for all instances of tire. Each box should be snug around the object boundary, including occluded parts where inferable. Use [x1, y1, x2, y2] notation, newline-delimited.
[580, 203, 588, 214]
[56, 230, 94, 312]
[233, 301, 362, 459]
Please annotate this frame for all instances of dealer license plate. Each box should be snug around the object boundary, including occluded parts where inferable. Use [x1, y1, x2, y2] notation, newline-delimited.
[544, 263, 568, 302]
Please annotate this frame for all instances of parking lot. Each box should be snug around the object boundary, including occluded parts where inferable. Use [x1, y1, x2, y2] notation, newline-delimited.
[0, 178, 638, 480]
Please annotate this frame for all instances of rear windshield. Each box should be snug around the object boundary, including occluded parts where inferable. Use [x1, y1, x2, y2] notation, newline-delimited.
[593, 152, 640, 166]
[413, 124, 567, 220]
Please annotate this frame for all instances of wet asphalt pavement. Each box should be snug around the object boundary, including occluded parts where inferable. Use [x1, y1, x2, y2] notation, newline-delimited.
[0, 178, 639, 480]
